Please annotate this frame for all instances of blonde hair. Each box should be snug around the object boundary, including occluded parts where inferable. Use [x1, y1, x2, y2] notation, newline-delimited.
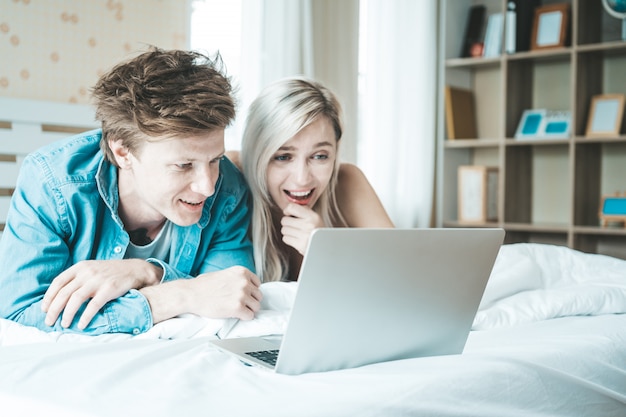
[241, 76, 347, 282]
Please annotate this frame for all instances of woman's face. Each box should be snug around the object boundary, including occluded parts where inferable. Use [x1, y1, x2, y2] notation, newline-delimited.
[266, 117, 337, 211]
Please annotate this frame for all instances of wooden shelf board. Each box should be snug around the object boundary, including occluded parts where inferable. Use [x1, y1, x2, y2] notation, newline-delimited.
[444, 138, 501, 148]
[445, 56, 501, 69]
[574, 136, 626, 144]
[576, 40, 626, 54]
[506, 48, 572, 62]
[502, 223, 569, 233]
[505, 138, 570, 147]
[573, 225, 626, 236]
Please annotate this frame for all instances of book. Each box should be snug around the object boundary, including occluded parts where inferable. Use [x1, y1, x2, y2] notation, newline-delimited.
[444, 86, 478, 140]
[505, 1, 516, 54]
[514, 0, 540, 52]
[460, 5, 486, 58]
[483, 13, 504, 57]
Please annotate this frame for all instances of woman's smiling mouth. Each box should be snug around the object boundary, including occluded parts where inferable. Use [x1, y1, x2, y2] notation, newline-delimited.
[284, 189, 314, 205]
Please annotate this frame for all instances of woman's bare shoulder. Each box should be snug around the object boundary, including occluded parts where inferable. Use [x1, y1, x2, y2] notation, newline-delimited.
[338, 162, 361, 175]
[336, 163, 394, 227]
[337, 162, 369, 185]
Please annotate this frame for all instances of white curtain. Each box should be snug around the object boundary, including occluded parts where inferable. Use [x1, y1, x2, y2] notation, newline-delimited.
[258, 0, 314, 83]
[239, 0, 314, 106]
[358, 0, 438, 228]
[236, 0, 314, 150]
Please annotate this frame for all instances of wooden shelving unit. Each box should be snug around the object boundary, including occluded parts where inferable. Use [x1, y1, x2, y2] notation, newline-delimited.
[436, 0, 626, 259]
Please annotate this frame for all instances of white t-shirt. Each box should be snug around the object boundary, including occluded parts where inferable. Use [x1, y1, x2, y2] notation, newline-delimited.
[124, 220, 173, 262]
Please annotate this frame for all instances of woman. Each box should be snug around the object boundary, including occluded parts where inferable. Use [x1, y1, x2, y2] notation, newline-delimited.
[229, 76, 393, 282]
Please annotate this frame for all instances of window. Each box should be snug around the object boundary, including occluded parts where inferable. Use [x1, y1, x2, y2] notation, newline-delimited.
[190, 0, 244, 150]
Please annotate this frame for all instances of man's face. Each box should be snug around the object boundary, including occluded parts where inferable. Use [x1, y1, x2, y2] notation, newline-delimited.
[118, 130, 225, 227]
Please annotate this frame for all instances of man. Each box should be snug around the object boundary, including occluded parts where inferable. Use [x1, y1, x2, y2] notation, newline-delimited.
[0, 47, 262, 335]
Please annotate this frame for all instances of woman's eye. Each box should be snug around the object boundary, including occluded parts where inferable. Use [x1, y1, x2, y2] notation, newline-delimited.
[176, 163, 193, 169]
[313, 153, 329, 160]
[273, 154, 291, 162]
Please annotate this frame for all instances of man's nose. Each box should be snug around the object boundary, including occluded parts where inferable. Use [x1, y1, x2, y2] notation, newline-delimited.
[190, 166, 216, 196]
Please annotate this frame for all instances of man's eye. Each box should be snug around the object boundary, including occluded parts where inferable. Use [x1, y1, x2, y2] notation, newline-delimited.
[176, 163, 193, 169]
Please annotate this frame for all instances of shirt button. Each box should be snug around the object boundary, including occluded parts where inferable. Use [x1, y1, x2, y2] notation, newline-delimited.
[132, 328, 141, 335]
[113, 246, 123, 254]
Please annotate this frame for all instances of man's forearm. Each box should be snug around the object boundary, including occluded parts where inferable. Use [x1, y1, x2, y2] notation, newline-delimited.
[9, 290, 152, 335]
[139, 279, 190, 325]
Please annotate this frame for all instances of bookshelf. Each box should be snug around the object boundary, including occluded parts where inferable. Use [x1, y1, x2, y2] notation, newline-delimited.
[436, 0, 626, 259]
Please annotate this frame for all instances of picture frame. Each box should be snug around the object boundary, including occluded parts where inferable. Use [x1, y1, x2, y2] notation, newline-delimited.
[457, 166, 499, 224]
[514, 109, 571, 139]
[444, 85, 478, 140]
[599, 193, 626, 227]
[531, 3, 569, 51]
[585, 94, 625, 138]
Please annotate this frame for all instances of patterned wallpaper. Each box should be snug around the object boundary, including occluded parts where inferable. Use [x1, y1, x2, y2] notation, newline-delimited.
[0, 0, 188, 104]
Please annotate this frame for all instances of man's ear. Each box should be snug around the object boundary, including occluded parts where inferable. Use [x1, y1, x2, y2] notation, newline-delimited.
[108, 138, 131, 169]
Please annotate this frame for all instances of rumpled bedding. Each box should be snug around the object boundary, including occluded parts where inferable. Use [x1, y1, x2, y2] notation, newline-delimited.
[475, 243, 626, 329]
[0, 243, 625, 417]
[1, 243, 625, 344]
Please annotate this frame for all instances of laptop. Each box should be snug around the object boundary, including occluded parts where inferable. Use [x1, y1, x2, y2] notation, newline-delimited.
[210, 227, 505, 375]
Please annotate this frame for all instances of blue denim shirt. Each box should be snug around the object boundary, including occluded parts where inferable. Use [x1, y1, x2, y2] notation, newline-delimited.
[0, 130, 254, 335]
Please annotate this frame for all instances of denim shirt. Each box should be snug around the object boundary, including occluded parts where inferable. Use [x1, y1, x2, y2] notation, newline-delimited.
[0, 130, 254, 335]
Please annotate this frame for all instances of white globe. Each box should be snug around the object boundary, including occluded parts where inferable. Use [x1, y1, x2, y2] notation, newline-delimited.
[603, 0, 626, 18]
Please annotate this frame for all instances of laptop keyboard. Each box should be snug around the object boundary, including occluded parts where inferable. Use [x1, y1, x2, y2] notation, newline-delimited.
[246, 349, 279, 366]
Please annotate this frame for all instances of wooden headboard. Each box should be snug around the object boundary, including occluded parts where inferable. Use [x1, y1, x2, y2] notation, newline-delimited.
[0, 97, 99, 235]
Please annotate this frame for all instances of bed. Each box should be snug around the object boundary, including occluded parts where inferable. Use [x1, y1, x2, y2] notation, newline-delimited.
[1, 99, 626, 416]
[0, 243, 625, 416]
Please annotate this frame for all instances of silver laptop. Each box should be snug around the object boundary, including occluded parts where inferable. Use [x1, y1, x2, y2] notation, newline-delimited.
[210, 227, 505, 375]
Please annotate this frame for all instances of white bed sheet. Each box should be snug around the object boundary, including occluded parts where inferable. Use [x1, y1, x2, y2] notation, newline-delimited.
[0, 243, 625, 417]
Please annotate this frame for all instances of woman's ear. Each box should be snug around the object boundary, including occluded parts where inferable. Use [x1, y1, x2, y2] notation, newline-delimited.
[108, 138, 131, 169]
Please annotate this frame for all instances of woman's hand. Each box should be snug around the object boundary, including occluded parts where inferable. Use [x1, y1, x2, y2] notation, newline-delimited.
[280, 203, 325, 255]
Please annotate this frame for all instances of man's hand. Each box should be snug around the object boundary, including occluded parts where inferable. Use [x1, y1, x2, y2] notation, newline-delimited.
[280, 203, 325, 255]
[141, 266, 263, 324]
[41, 259, 162, 330]
[183, 266, 263, 320]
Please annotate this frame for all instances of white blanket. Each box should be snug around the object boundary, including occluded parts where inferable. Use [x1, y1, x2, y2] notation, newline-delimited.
[0, 243, 625, 417]
[475, 243, 626, 329]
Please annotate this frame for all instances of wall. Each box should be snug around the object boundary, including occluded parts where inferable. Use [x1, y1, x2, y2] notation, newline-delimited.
[0, 0, 188, 104]
[311, 0, 359, 164]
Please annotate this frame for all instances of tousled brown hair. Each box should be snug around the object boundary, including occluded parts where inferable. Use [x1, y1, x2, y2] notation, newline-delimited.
[92, 46, 235, 164]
